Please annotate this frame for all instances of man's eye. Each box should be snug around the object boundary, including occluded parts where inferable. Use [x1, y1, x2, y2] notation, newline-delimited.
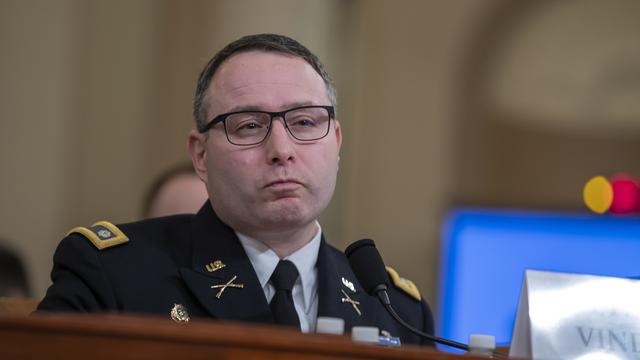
[241, 122, 260, 129]
[290, 118, 317, 127]
[235, 122, 263, 131]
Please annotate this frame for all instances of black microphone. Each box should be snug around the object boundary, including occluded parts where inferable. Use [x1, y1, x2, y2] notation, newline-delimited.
[345, 239, 470, 351]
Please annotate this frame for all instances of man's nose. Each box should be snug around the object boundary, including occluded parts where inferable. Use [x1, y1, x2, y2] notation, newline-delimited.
[265, 118, 295, 164]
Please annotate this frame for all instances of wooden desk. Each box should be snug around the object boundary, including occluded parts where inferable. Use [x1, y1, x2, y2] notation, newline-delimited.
[0, 314, 494, 359]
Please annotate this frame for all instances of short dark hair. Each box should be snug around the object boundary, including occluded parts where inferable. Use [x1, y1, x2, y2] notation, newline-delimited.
[193, 33, 336, 132]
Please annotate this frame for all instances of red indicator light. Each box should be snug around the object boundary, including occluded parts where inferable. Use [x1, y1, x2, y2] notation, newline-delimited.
[609, 174, 639, 214]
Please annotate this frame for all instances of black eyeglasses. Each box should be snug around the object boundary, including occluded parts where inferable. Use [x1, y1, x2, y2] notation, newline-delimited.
[200, 105, 335, 146]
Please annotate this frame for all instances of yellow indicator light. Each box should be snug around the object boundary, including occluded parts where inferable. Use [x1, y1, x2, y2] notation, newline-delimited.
[583, 176, 613, 214]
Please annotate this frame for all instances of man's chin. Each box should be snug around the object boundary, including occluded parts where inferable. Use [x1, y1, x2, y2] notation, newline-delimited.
[260, 202, 315, 227]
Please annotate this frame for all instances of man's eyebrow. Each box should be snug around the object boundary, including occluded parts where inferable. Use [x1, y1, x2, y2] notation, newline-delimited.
[224, 102, 317, 113]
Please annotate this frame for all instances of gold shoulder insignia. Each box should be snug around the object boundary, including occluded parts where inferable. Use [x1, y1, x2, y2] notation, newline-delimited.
[386, 266, 421, 301]
[66, 221, 129, 250]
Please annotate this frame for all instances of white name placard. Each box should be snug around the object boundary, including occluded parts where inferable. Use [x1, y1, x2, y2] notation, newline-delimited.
[510, 270, 640, 360]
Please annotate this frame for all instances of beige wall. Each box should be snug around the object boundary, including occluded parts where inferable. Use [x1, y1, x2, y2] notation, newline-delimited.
[1, 0, 80, 300]
[1, 0, 639, 319]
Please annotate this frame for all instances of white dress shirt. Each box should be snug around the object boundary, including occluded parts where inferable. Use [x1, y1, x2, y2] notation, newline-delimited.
[236, 223, 321, 332]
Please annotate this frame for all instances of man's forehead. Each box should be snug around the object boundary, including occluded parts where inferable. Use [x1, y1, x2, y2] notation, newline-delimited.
[206, 50, 329, 113]
[222, 101, 319, 113]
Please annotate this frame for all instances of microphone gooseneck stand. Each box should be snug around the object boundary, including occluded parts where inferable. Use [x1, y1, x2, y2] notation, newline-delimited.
[345, 239, 506, 358]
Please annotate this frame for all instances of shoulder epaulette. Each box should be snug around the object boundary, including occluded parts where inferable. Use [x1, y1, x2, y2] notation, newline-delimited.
[66, 221, 129, 250]
[386, 266, 421, 301]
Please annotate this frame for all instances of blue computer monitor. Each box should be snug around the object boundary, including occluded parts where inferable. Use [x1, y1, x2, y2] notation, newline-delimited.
[438, 208, 640, 348]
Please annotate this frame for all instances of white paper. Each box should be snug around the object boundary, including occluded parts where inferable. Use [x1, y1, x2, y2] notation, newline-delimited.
[510, 276, 531, 358]
[510, 270, 640, 360]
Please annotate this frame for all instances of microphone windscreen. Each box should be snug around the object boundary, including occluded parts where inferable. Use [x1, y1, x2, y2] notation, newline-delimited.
[344, 239, 389, 295]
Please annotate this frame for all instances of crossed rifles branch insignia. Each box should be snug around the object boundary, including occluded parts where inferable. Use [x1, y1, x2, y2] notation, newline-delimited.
[341, 289, 362, 316]
[211, 275, 244, 299]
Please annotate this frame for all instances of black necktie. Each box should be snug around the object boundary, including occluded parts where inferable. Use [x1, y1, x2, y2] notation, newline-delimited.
[269, 259, 300, 328]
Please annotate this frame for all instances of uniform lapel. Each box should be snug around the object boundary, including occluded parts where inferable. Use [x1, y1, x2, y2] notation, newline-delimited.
[180, 202, 274, 324]
[316, 238, 378, 331]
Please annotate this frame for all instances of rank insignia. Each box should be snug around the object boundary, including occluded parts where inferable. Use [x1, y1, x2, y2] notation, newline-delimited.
[205, 260, 225, 272]
[67, 221, 129, 250]
[211, 275, 244, 299]
[386, 266, 421, 301]
[170, 304, 190, 323]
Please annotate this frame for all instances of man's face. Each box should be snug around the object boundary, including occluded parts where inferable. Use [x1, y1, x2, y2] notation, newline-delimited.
[189, 51, 342, 237]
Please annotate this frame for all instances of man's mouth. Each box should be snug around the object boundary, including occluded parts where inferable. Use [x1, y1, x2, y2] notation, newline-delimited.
[264, 178, 303, 188]
[264, 179, 304, 195]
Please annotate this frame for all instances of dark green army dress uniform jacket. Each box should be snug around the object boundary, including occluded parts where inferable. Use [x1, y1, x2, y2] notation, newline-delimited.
[38, 202, 434, 346]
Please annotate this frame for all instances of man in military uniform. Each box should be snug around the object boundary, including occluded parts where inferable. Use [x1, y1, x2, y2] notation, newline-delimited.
[38, 34, 434, 345]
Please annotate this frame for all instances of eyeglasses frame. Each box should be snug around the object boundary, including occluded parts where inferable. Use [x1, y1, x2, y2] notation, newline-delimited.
[200, 105, 335, 146]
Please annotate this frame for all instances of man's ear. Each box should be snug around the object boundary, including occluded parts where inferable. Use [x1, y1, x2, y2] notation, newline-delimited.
[187, 130, 208, 185]
[334, 120, 343, 149]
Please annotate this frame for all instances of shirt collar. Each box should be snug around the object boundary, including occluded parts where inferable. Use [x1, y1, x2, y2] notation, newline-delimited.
[236, 222, 322, 311]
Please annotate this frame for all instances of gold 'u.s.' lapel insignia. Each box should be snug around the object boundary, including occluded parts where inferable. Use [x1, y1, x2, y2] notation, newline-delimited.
[170, 303, 190, 323]
[67, 221, 129, 250]
[342, 277, 356, 292]
[211, 275, 244, 299]
[205, 260, 225, 272]
[341, 289, 362, 316]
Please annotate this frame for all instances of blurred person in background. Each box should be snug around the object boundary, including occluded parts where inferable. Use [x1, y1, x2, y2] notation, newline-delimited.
[142, 163, 208, 218]
[0, 243, 30, 298]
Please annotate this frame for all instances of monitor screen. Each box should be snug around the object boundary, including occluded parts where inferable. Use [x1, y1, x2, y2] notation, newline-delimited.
[438, 208, 640, 349]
